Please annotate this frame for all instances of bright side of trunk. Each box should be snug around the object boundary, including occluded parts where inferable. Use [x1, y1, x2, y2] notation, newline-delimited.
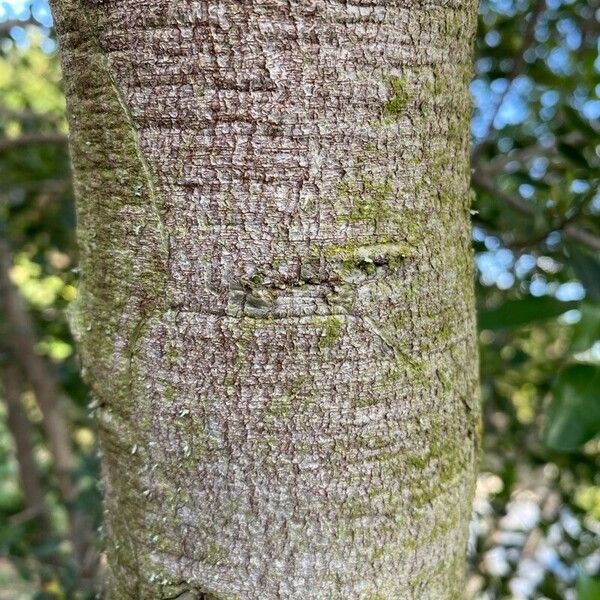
[51, 1, 480, 598]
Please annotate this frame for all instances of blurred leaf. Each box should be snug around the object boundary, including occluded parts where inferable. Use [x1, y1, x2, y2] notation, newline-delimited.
[32, 539, 62, 558]
[544, 364, 600, 452]
[563, 107, 600, 141]
[533, 64, 569, 87]
[33, 593, 61, 600]
[571, 303, 600, 353]
[479, 296, 578, 330]
[570, 247, 600, 302]
[577, 572, 600, 600]
[557, 142, 589, 170]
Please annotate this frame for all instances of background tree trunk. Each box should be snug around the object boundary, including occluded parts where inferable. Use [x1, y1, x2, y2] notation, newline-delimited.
[0, 361, 50, 531]
[0, 240, 75, 510]
[51, 0, 480, 597]
[0, 238, 93, 567]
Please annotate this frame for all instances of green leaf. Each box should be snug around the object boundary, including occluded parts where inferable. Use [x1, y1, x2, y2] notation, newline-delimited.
[558, 141, 590, 169]
[563, 107, 600, 142]
[577, 572, 600, 600]
[478, 296, 578, 330]
[571, 303, 600, 353]
[544, 364, 600, 452]
[570, 247, 600, 302]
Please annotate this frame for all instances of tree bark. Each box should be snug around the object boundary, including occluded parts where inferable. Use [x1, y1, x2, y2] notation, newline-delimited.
[51, 1, 480, 598]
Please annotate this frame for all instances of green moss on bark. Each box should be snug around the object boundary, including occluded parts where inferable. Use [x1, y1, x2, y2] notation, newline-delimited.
[382, 75, 409, 120]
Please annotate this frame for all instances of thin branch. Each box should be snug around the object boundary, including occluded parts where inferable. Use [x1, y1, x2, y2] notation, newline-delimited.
[0, 16, 41, 35]
[471, 0, 546, 162]
[1, 178, 71, 194]
[0, 107, 64, 126]
[472, 170, 600, 252]
[472, 169, 534, 217]
[0, 133, 68, 153]
[0, 240, 75, 499]
[1, 359, 50, 530]
[563, 224, 600, 252]
[481, 143, 555, 175]
[0, 238, 90, 568]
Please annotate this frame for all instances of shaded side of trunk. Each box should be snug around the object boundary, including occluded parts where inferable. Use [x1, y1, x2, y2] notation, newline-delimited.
[51, 1, 480, 598]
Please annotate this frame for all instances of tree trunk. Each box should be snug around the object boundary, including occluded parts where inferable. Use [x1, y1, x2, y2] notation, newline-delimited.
[51, 1, 480, 597]
[1, 361, 50, 530]
[0, 241, 75, 506]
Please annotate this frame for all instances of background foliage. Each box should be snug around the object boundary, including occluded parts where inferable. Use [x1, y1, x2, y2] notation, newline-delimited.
[0, 0, 599, 598]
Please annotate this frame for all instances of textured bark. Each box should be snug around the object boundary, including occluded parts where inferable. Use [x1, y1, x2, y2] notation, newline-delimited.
[51, 1, 480, 598]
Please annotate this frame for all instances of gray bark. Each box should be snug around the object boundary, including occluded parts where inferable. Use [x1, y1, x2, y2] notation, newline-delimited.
[51, 1, 480, 598]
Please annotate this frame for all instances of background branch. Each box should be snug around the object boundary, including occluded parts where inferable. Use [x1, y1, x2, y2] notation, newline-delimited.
[0, 133, 68, 153]
[0, 237, 91, 569]
[1, 359, 50, 532]
[472, 170, 600, 251]
[471, 0, 546, 163]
